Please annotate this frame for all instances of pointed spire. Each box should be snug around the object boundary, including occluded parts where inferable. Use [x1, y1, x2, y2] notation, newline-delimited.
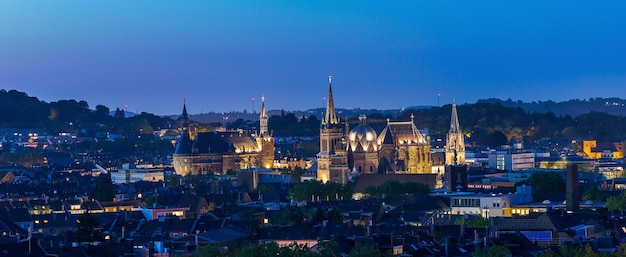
[260, 95, 267, 118]
[324, 73, 339, 127]
[450, 98, 460, 133]
[259, 95, 268, 136]
[181, 99, 189, 128]
[182, 98, 188, 119]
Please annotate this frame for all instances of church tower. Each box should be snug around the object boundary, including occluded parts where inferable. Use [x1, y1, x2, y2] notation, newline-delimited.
[173, 101, 194, 175]
[317, 74, 349, 184]
[445, 99, 465, 165]
[258, 96, 275, 169]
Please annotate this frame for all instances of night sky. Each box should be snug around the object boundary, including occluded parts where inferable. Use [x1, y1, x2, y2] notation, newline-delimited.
[1, 1, 625, 115]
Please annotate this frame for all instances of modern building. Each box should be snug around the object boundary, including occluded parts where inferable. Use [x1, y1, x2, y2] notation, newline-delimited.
[449, 185, 533, 217]
[488, 151, 535, 171]
[582, 140, 624, 159]
[172, 99, 275, 175]
[110, 163, 165, 184]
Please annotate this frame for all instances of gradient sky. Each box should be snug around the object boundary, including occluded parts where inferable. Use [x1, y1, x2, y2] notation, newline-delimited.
[1, 1, 625, 115]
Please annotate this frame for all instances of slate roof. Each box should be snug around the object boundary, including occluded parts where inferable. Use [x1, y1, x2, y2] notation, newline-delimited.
[377, 121, 427, 145]
[81, 200, 103, 211]
[191, 131, 258, 154]
[0, 207, 32, 223]
[493, 214, 557, 231]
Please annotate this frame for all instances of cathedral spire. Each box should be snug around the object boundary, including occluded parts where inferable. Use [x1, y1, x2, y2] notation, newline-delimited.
[324, 73, 339, 127]
[182, 99, 189, 128]
[259, 95, 269, 136]
[449, 98, 460, 134]
[445, 98, 465, 166]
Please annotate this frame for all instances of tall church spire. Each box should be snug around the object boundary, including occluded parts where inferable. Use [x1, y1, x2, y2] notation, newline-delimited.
[259, 95, 269, 136]
[449, 99, 460, 134]
[324, 74, 339, 127]
[182, 99, 189, 128]
[445, 98, 465, 165]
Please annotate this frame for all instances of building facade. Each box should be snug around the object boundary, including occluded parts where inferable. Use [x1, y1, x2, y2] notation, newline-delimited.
[316, 75, 432, 184]
[172, 100, 275, 176]
[316, 75, 350, 184]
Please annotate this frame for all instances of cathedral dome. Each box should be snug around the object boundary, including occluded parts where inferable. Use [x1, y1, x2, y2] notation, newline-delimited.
[348, 115, 378, 152]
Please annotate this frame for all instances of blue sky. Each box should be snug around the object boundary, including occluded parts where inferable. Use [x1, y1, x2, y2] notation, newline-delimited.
[1, 1, 625, 115]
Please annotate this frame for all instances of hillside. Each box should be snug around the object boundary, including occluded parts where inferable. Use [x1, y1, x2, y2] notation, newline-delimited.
[478, 98, 626, 117]
[0, 89, 172, 135]
[2, 89, 626, 144]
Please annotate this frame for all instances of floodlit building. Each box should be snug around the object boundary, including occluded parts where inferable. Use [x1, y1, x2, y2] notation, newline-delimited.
[317, 75, 432, 184]
[172, 99, 275, 175]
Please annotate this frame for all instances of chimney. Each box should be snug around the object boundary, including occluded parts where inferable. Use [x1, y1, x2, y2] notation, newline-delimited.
[566, 164, 579, 212]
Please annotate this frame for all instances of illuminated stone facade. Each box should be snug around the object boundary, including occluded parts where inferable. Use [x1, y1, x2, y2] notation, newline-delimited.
[445, 100, 465, 165]
[316, 75, 350, 184]
[346, 115, 433, 174]
[374, 115, 432, 174]
[172, 101, 275, 176]
[316, 76, 432, 184]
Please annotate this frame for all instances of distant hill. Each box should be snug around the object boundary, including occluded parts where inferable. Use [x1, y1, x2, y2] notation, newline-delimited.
[0, 89, 172, 134]
[186, 108, 403, 124]
[2, 89, 626, 144]
[477, 98, 626, 117]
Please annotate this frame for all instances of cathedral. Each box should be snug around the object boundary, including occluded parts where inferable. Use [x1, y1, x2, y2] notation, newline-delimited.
[172, 98, 275, 176]
[316, 75, 433, 184]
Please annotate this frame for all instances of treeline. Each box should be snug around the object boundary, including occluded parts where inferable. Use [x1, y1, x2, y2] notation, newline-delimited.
[194, 241, 394, 257]
[363, 180, 430, 198]
[5, 89, 626, 144]
[268, 111, 321, 137]
[479, 97, 626, 117]
[401, 102, 626, 143]
[0, 90, 173, 135]
[270, 102, 626, 145]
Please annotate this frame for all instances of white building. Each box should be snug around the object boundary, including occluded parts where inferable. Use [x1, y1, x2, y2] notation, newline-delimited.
[450, 186, 533, 217]
[110, 163, 165, 184]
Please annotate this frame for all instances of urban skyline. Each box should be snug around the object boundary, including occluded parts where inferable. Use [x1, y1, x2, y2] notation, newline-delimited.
[1, 1, 625, 115]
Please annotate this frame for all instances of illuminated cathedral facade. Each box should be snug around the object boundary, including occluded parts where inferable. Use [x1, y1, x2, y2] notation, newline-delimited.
[172, 99, 275, 176]
[316, 75, 432, 184]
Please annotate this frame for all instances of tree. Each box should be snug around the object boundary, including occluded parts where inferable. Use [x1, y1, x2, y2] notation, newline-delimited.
[347, 243, 384, 257]
[75, 212, 103, 242]
[193, 246, 232, 257]
[484, 131, 508, 147]
[362, 180, 430, 198]
[89, 175, 115, 201]
[272, 206, 305, 226]
[582, 186, 608, 202]
[328, 206, 343, 223]
[606, 191, 626, 214]
[515, 172, 565, 194]
[113, 108, 125, 119]
[472, 245, 510, 257]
